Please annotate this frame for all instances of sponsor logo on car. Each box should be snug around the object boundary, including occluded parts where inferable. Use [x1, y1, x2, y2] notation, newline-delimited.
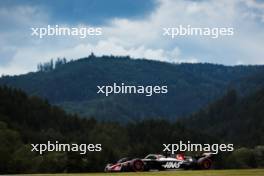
[162, 161, 183, 169]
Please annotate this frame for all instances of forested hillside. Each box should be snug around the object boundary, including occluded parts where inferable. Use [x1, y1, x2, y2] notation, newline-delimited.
[0, 86, 212, 173]
[180, 88, 264, 147]
[1, 55, 264, 122]
[0, 85, 264, 173]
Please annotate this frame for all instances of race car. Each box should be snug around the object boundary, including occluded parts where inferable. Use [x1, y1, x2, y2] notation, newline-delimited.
[143, 153, 213, 171]
[104, 153, 213, 172]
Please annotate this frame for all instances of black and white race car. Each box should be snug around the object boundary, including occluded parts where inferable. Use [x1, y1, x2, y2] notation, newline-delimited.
[104, 153, 213, 172]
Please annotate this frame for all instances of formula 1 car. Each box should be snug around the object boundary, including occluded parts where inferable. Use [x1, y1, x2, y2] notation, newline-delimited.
[104, 153, 213, 172]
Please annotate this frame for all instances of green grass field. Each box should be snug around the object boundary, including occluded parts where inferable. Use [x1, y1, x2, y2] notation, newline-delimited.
[19, 169, 264, 176]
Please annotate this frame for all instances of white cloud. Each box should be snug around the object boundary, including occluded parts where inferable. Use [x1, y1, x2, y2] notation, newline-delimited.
[0, 0, 264, 75]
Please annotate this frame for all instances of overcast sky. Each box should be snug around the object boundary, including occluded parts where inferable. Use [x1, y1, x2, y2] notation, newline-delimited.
[0, 0, 264, 75]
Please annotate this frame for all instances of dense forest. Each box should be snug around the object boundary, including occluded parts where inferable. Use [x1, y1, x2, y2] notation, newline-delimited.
[0, 86, 212, 173]
[0, 86, 263, 173]
[0, 56, 263, 173]
[1, 55, 264, 122]
[180, 88, 264, 147]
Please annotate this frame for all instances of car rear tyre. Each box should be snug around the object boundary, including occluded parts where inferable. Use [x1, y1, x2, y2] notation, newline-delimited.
[198, 158, 212, 170]
[132, 159, 144, 172]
